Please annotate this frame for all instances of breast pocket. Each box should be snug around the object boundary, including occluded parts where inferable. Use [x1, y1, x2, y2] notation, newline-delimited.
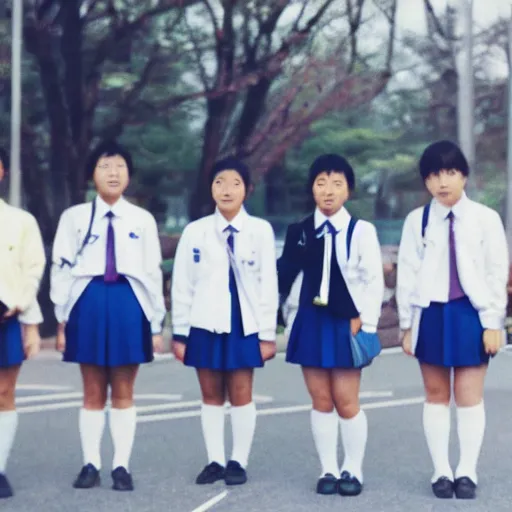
[458, 231, 485, 268]
[237, 247, 260, 275]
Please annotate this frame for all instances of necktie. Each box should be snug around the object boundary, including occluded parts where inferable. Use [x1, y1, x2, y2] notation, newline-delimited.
[447, 211, 464, 300]
[224, 225, 237, 292]
[314, 221, 337, 306]
[104, 211, 119, 282]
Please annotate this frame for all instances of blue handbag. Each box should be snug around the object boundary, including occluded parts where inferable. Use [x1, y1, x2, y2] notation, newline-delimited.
[350, 330, 382, 368]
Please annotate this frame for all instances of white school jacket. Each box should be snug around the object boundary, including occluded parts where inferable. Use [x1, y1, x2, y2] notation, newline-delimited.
[171, 207, 279, 341]
[396, 193, 508, 351]
[50, 195, 166, 334]
[0, 200, 46, 324]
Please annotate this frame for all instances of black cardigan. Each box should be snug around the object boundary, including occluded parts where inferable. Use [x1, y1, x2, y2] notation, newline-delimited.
[277, 214, 359, 320]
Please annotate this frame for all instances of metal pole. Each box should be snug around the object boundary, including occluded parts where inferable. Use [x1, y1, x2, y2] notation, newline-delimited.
[456, 0, 476, 196]
[9, 0, 22, 207]
[506, 6, 512, 255]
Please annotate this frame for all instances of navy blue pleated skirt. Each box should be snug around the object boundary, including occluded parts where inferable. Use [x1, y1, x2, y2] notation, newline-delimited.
[415, 296, 488, 367]
[64, 276, 153, 367]
[184, 280, 263, 371]
[0, 317, 24, 368]
[286, 304, 355, 368]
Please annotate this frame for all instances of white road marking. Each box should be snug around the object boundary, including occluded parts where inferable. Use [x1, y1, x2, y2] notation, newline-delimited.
[190, 491, 228, 512]
[16, 392, 84, 404]
[16, 384, 72, 391]
[359, 391, 393, 398]
[137, 395, 424, 424]
[16, 392, 183, 413]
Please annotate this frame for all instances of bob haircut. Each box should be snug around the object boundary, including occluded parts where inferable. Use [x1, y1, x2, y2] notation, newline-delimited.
[0, 147, 10, 174]
[419, 140, 469, 181]
[307, 153, 355, 192]
[85, 140, 134, 181]
[209, 155, 251, 190]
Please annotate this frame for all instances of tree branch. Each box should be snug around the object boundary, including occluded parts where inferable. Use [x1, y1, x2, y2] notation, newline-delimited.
[100, 44, 161, 140]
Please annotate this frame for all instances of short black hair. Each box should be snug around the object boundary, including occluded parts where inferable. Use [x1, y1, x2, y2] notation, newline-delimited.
[0, 147, 10, 173]
[419, 140, 469, 180]
[85, 139, 134, 181]
[308, 153, 355, 191]
[209, 156, 251, 190]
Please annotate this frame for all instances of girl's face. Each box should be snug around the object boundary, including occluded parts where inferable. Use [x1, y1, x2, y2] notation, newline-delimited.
[425, 168, 466, 208]
[211, 169, 246, 219]
[93, 154, 130, 203]
[312, 171, 349, 216]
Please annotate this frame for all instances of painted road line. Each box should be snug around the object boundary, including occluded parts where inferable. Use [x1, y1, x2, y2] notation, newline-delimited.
[190, 491, 229, 512]
[138, 395, 424, 424]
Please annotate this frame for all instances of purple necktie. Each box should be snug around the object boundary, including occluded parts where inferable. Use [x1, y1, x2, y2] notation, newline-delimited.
[104, 211, 119, 282]
[448, 211, 464, 300]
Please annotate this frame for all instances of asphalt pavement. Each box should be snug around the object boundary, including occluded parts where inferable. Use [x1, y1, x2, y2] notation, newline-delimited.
[4, 346, 512, 512]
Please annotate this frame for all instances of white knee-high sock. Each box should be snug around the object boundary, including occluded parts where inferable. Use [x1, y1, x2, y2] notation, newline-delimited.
[201, 404, 226, 467]
[230, 402, 256, 468]
[311, 409, 339, 477]
[0, 411, 18, 473]
[339, 410, 367, 483]
[423, 402, 453, 482]
[455, 402, 485, 484]
[79, 408, 105, 470]
[109, 407, 136, 471]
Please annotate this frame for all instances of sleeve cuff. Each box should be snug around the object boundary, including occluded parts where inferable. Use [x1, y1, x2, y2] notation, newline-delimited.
[258, 329, 276, 342]
[173, 334, 188, 344]
[361, 324, 377, 334]
[18, 310, 43, 325]
[151, 320, 163, 335]
[479, 311, 504, 330]
[54, 305, 66, 324]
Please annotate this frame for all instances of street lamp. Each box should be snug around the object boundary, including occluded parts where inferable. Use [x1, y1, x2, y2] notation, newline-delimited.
[9, 0, 22, 207]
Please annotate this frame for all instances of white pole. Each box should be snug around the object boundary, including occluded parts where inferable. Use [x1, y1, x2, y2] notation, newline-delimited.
[9, 0, 22, 207]
[506, 6, 512, 255]
[456, 0, 475, 195]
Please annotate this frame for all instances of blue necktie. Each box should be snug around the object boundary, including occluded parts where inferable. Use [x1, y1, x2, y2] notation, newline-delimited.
[224, 225, 237, 292]
[104, 211, 118, 282]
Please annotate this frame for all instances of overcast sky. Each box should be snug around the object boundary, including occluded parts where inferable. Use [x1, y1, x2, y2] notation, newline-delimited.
[397, 0, 510, 36]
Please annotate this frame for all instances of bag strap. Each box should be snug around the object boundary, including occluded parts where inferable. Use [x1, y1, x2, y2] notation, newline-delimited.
[346, 217, 358, 260]
[60, 198, 96, 268]
[421, 203, 430, 239]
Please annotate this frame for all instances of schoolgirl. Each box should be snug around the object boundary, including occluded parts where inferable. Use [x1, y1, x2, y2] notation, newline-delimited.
[0, 147, 46, 498]
[171, 156, 278, 486]
[50, 140, 166, 492]
[277, 154, 384, 497]
[397, 140, 508, 499]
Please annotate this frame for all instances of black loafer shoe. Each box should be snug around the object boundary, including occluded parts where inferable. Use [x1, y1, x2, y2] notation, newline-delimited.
[316, 473, 338, 495]
[454, 477, 476, 499]
[73, 463, 100, 489]
[432, 476, 454, 499]
[111, 466, 134, 491]
[224, 460, 247, 486]
[0, 474, 13, 499]
[338, 471, 363, 496]
[195, 462, 225, 485]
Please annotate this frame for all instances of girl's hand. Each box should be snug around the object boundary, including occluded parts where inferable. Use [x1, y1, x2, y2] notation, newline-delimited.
[483, 329, 503, 355]
[260, 341, 276, 361]
[152, 334, 164, 354]
[350, 317, 362, 335]
[56, 322, 66, 352]
[401, 329, 413, 356]
[23, 324, 41, 359]
[172, 340, 186, 363]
